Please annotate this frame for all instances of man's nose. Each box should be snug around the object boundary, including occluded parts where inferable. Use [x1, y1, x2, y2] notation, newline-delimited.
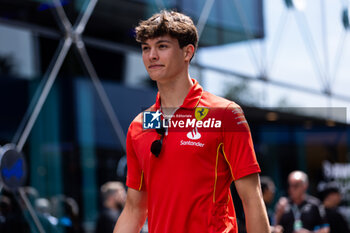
[149, 48, 159, 61]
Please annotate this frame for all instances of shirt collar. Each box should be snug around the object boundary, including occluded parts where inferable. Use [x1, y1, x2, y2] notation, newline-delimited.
[155, 78, 203, 110]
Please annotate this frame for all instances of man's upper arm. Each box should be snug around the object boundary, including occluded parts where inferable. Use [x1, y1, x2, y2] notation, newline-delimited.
[126, 122, 145, 191]
[113, 188, 147, 233]
[234, 173, 262, 201]
[222, 104, 260, 181]
[125, 187, 148, 211]
[234, 173, 270, 233]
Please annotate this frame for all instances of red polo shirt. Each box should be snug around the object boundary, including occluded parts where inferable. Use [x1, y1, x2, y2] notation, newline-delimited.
[126, 79, 260, 233]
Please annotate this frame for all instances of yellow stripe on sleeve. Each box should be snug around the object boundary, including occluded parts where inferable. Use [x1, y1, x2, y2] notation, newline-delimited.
[213, 143, 223, 203]
[222, 143, 235, 181]
[138, 171, 144, 191]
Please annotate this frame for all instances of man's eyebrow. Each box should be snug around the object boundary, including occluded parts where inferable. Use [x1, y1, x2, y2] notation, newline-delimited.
[156, 40, 172, 44]
[141, 40, 172, 45]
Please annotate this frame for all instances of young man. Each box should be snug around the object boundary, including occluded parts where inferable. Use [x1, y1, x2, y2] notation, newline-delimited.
[114, 10, 269, 233]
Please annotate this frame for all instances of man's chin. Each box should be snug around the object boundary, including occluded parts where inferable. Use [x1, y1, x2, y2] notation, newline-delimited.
[149, 75, 166, 83]
[149, 76, 158, 81]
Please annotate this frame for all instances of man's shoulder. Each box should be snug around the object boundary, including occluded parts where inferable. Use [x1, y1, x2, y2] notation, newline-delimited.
[130, 104, 156, 123]
[201, 91, 240, 109]
[305, 195, 321, 206]
[130, 112, 143, 125]
[200, 91, 251, 130]
[128, 104, 156, 136]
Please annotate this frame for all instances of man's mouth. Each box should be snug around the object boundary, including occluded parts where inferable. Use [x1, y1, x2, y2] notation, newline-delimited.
[149, 64, 164, 69]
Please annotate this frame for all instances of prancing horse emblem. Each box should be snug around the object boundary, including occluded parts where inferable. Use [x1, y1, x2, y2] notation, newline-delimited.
[195, 107, 209, 121]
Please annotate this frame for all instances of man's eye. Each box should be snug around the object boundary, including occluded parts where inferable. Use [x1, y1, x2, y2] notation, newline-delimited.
[142, 47, 150, 51]
[159, 44, 167, 49]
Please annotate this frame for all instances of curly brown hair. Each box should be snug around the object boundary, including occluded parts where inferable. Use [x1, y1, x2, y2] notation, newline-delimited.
[135, 10, 198, 51]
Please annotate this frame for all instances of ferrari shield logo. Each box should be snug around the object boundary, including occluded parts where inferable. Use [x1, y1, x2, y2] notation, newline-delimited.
[195, 107, 209, 121]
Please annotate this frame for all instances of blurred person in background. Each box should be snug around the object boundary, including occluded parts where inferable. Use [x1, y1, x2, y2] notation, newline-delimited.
[114, 10, 269, 233]
[35, 197, 60, 233]
[276, 171, 329, 233]
[62, 197, 81, 233]
[318, 182, 350, 233]
[95, 181, 126, 233]
[260, 176, 283, 233]
[51, 195, 82, 233]
[35, 198, 59, 226]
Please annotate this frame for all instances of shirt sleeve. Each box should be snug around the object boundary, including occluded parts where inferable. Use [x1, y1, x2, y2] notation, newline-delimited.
[313, 204, 329, 230]
[125, 122, 145, 191]
[221, 103, 260, 181]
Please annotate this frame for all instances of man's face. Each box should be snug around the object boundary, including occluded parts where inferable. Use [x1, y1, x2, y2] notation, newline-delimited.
[264, 184, 275, 204]
[141, 35, 190, 83]
[111, 187, 126, 210]
[288, 177, 306, 202]
[326, 192, 341, 207]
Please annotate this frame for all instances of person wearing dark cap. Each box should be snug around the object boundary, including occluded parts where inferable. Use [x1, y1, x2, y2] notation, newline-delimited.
[318, 182, 350, 233]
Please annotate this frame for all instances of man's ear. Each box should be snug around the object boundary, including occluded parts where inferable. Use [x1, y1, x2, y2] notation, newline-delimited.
[184, 44, 195, 62]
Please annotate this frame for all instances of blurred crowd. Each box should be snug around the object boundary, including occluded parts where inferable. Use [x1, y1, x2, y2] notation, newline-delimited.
[1, 172, 349, 233]
[257, 171, 350, 233]
[0, 181, 136, 233]
[0, 186, 82, 233]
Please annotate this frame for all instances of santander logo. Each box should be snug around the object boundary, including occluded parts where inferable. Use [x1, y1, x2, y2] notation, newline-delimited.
[187, 127, 201, 140]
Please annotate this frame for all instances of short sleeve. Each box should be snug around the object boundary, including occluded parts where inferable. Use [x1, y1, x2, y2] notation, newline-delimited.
[221, 103, 260, 180]
[125, 123, 145, 191]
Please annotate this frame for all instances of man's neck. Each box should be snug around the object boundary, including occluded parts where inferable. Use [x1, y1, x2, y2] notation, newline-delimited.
[293, 194, 306, 205]
[157, 75, 193, 111]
